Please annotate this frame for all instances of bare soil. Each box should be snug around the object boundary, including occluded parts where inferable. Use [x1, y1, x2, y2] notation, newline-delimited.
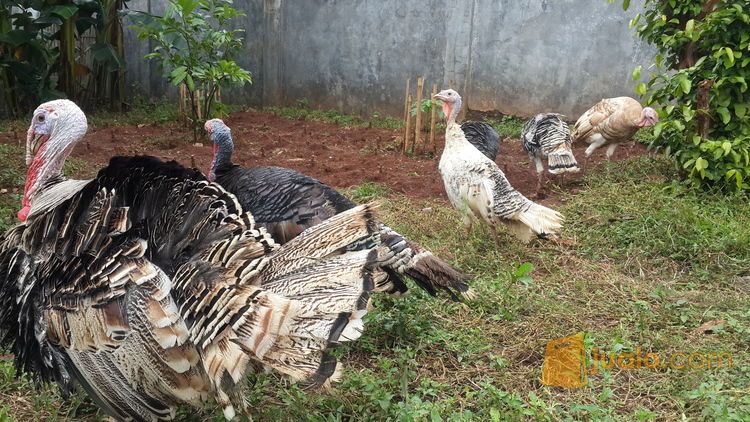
[0, 109, 648, 201]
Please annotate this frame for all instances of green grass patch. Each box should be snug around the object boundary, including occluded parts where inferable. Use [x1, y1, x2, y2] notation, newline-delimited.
[0, 149, 747, 420]
[485, 115, 527, 139]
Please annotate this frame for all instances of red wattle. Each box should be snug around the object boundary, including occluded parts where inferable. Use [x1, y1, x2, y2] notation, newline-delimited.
[17, 206, 30, 222]
[19, 144, 47, 221]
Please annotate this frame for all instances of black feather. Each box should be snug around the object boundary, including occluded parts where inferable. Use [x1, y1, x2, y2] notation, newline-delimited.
[461, 121, 501, 161]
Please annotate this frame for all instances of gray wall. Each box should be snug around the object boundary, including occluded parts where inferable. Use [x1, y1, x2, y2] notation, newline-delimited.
[123, 0, 654, 118]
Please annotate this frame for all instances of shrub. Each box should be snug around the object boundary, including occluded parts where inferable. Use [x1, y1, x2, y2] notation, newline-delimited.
[619, 0, 750, 192]
[126, 0, 252, 141]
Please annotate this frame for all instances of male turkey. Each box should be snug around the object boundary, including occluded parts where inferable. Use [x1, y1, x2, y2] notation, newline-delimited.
[0, 100, 396, 421]
[461, 121, 500, 161]
[434, 89, 563, 242]
[572, 97, 659, 159]
[205, 119, 472, 300]
[521, 113, 579, 197]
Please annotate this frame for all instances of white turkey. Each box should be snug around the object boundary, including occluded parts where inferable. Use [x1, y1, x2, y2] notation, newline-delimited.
[461, 121, 500, 161]
[434, 89, 563, 242]
[572, 97, 659, 159]
[521, 113, 579, 197]
[204, 118, 472, 300]
[0, 100, 400, 421]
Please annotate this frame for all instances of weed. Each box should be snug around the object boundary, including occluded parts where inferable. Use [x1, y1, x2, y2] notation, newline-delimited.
[346, 182, 391, 202]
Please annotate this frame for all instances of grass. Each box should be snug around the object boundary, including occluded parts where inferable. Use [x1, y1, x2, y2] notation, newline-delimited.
[0, 124, 748, 420]
[485, 115, 527, 139]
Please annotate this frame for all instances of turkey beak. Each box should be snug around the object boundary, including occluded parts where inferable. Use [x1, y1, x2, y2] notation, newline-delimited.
[26, 130, 49, 166]
[433, 93, 446, 102]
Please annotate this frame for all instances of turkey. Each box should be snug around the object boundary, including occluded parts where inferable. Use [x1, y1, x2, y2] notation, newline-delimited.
[461, 121, 500, 161]
[205, 118, 472, 300]
[572, 97, 659, 159]
[434, 89, 563, 243]
[521, 113, 579, 197]
[0, 100, 397, 421]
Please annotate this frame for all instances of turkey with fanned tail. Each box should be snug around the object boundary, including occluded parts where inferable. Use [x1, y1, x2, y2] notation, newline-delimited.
[521, 113, 579, 197]
[0, 100, 400, 421]
[204, 118, 473, 301]
[434, 89, 564, 243]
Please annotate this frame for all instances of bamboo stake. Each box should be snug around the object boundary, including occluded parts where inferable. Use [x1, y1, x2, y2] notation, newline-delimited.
[429, 83, 437, 154]
[179, 84, 185, 115]
[413, 77, 424, 154]
[196, 90, 203, 121]
[404, 94, 413, 154]
[402, 78, 410, 126]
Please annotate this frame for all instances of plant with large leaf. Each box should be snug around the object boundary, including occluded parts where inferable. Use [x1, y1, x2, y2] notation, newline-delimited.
[0, 0, 129, 116]
[125, 0, 252, 141]
[616, 0, 750, 192]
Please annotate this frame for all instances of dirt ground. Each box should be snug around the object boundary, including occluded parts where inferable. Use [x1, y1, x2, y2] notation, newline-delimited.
[0, 109, 648, 201]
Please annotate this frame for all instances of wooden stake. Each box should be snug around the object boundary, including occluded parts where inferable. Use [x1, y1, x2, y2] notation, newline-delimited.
[402, 79, 411, 126]
[404, 94, 413, 154]
[413, 77, 424, 154]
[429, 83, 437, 154]
[196, 90, 203, 121]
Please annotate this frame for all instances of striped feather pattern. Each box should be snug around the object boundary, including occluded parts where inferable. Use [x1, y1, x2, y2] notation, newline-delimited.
[214, 155, 472, 300]
[522, 114, 579, 174]
[440, 122, 564, 242]
[0, 155, 384, 421]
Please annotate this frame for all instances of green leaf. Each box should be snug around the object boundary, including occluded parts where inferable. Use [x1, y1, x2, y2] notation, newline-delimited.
[653, 122, 664, 139]
[736, 104, 748, 118]
[185, 74, 195, 91]
[632, 65, 642, 80]
[176, 0, 198, 15]
[48, 5, 79, 20]
[635, 82, 648, 96]
[684, 19, 694, 36]
[722, 141, 732, 156]
[622, 0, 630, 10]
[717, 107, 731, 124]
[679, 77, 692, 94]
[170, 66, 187, 85]
[724, 47, 735, 68]
[682, 106, 694, 122]
[695, 157, 708, 171]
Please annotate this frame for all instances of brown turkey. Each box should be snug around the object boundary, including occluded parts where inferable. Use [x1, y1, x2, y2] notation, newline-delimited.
[0, 100, 406, 421]
[572, 97, 659, 159]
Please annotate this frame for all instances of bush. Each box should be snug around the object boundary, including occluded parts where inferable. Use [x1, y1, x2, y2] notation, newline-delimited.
[620, 0, 750, 192]
[125, 0, 251, 141]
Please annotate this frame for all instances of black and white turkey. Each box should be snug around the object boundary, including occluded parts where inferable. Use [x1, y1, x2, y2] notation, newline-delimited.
[434, 89, 563, 242]
[204, 118, 472, 300]
[521, 113, 579, 197]
[0, 100, 401, 421]
[461, 121, 500, 161]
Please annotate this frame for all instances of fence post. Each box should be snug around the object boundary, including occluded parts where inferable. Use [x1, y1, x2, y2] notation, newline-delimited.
[404, 94, 413, 154]
[429, 83, 437, 154]
[413, 77, 424, 154]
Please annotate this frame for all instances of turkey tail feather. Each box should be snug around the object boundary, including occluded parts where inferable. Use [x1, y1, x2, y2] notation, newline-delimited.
[547, 151, 580, 174]
[515, 202, 564, 242]
[378, 226, 473, 300]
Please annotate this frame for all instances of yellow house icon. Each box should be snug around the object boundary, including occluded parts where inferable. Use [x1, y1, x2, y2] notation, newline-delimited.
[541, 332, 588, 388]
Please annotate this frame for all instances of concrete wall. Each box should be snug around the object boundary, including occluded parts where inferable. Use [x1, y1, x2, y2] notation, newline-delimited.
[122, 0, 654, 118]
